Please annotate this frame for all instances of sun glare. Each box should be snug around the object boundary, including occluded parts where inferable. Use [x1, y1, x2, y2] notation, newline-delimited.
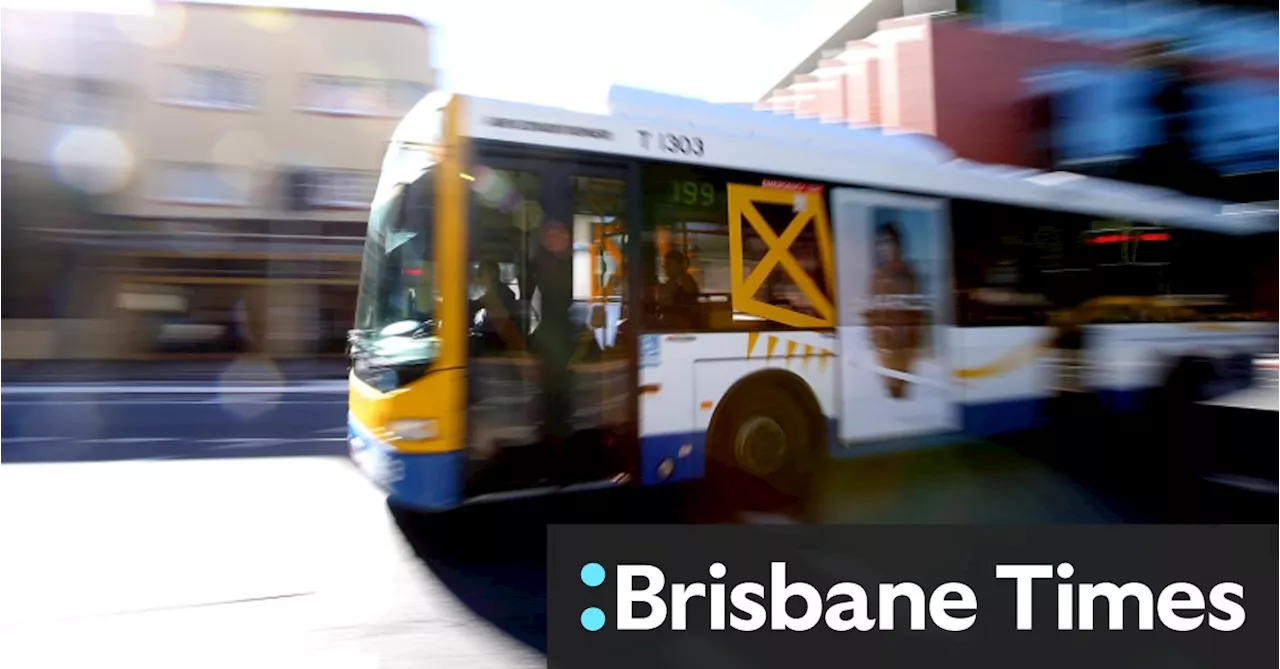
[0, 0, 155, 14]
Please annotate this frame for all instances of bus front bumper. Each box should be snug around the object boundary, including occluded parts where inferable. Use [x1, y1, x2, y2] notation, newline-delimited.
[347, 415, 465, 511]
[347, 415, 632, 512]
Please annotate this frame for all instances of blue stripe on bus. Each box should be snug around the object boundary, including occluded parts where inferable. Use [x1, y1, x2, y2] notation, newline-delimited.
[387, 450, 466, 511]
[1096, 379, 1251, 414]
[1095, 390, 1146, 414]
[355, 392, 1176, 501]
[960, 398, 1050, 438]
[347, 415, 464, 511]
[640, 394, 1160, 476]
[638, 432, 707, 485]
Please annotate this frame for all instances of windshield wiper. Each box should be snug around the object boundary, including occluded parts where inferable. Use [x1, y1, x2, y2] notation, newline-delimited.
[346, 329, 377, 358]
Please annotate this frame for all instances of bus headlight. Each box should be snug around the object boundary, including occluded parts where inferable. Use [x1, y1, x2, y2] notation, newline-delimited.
[388, 418, 439, 441]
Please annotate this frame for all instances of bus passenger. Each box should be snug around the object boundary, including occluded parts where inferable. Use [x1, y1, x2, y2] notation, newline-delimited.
[659, 249, 701, 328]
[470, 260, 520, 350]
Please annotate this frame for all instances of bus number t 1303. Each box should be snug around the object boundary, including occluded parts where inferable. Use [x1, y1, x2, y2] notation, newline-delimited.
[638, 130, 704, 157]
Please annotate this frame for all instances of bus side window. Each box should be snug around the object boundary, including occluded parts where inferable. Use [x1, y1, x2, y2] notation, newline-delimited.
[639, 165, 729, 332]
[570, 175, 628, 355]
[952, 201, 1087, 327]
[638, 165, 834, 332]
[469, 166, 543, 353]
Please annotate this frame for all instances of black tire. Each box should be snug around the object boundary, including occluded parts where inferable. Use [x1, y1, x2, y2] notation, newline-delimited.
[707, 378, 822, 505]
[1148, 356, 1215, 484]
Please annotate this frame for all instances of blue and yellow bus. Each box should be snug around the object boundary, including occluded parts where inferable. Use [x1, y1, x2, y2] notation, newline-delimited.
[346, 88, 1277, 512]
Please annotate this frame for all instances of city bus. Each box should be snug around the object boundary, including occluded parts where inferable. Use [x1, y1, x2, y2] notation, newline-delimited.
[346, 87, 1277, 512]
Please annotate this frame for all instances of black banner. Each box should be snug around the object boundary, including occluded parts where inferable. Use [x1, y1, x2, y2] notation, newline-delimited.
[548, 525, 1277, 669]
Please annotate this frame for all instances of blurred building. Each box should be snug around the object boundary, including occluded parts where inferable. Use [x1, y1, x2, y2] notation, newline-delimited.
[760, 0, 958, 100]
[759, 0, 1277, 204]
[2, 2, 435, 360]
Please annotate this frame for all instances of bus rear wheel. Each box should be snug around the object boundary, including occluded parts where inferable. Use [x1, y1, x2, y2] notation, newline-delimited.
[708, 379, 820, 506]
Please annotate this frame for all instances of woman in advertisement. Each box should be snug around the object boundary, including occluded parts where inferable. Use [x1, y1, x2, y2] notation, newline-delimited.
[865, 220, 929, 399]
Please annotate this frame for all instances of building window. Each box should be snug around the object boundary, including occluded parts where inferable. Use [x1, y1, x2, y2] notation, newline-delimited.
[388, 80, 429, 114]
[979, 0, 1064, 33]
[162, 66, 259, 110]
[1032, 65, 1158, 167]
[1193, 81, 1280, 176]
[979, 0, 1276, 66]
[1, 69, 39, 116]
[306, 169, 378, 208]
[299, 75, 428, 116]
[72, 12, 125, 43]
[300, 75, 383, 115]
[52, 78, 118, 126]
[153, 162, 251, 205]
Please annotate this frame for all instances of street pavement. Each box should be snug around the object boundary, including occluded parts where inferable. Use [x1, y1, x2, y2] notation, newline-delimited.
[0, 358, 349, 385]
[1, 376, 1274, 668]
[0, 455, 544, 669]
[2, 384, 350, 462]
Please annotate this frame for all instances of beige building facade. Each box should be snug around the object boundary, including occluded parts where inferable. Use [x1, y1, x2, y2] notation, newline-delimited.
[2, 2, 435, 360]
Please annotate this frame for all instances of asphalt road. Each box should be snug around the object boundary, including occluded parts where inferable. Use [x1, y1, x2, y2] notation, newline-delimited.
[1, 381, 1274, 668]
[1, 383, 350, 462]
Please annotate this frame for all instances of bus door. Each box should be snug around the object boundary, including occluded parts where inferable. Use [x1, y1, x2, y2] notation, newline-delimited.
[829, 188, 960, 443]
[466, 153, 638, 487]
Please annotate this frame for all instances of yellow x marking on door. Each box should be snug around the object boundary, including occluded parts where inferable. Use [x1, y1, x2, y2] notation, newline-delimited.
[590, 221, 626, 298]
[727, 184, 836, 328]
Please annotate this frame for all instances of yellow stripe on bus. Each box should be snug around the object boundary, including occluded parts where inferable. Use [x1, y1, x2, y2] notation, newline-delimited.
[348, 95, 473, 457]
[744, 333, 834, 372]
[952, 340, 1052, 381]
[348, 372, 465, 454]
[736, 331, 1060, 381]
[1183, 323, 1247, 333]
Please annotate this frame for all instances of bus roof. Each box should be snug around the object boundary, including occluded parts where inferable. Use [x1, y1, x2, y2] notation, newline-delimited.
[398, 87, 1276, 235]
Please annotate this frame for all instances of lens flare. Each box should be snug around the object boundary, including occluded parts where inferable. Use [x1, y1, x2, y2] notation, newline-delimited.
[51, 127, 135, 195]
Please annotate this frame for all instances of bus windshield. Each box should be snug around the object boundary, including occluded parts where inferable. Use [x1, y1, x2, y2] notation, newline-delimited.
[351, 167, 438, 365]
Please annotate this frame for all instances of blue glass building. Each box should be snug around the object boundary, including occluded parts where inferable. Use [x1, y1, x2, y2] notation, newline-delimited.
[972, 0, 1276, 66]
[971, 0, 1277, 202]
[1028, 63, 1276, 170]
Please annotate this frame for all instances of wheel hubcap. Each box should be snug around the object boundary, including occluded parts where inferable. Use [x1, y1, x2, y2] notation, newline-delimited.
[734, 416, 788, 476]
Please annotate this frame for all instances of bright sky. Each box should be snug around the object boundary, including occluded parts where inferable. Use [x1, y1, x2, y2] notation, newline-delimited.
[1, 0, 860, 108]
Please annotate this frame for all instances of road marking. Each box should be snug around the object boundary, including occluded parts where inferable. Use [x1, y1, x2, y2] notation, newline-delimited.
[737, 512, 799, 525]
[4, 400, 217, 406]
[209, 438, 287, 450]
[1202, 474, 1278, 495]
[1198, 388, 1278, 412]
[3, 400, 348, 406]
[6, 436, 348, 446]
[197, 437, 348, 444]
[82, 438, 178, 444]
[1, 382, 348, 396]
[29, 592, 319, 623]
